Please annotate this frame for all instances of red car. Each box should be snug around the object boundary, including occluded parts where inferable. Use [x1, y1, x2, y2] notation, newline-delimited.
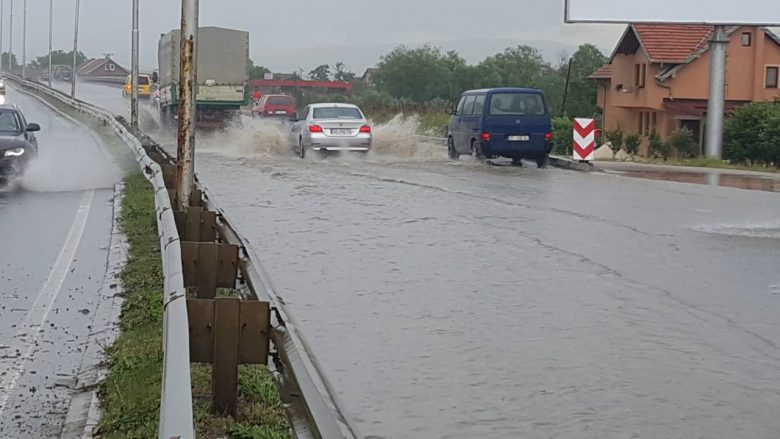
[252, 94, 297, 118]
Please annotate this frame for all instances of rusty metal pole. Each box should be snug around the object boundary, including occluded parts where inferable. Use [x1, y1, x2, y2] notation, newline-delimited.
[130, 0, 139, 128]
[176, 0, 198, 209]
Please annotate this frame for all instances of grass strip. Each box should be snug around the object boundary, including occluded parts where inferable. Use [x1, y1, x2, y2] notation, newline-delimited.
[97, 173, 290, 438]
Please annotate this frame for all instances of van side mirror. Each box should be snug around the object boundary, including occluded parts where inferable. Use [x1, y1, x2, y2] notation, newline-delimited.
[26, 123, 41, 132]
[445, 108, 456, 115]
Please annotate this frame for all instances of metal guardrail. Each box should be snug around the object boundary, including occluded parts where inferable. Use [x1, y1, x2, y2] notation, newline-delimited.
[5, 74, 195, 439]
[9, 75, 362, 438]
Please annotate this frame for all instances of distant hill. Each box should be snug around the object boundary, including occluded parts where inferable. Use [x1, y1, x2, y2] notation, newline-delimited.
[255, 38, 607, 75]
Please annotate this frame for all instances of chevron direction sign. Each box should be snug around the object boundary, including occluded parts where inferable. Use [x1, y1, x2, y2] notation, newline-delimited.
[573, 118, 595, 161]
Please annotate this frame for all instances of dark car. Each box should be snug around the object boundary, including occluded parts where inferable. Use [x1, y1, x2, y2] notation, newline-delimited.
[447, 87, 553, 167]
[0, 105, 41, 184]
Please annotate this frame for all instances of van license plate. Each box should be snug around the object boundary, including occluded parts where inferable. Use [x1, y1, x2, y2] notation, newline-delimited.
[508, 135, 529, 142]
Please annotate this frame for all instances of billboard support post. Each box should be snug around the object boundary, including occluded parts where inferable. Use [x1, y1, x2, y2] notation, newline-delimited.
[705, 25, 728, 159]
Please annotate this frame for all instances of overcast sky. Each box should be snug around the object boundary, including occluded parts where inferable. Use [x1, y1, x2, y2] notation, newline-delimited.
[2, 0, 624, 73]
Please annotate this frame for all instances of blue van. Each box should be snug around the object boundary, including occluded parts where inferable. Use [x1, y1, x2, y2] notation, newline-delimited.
[447, 88, 553, 167]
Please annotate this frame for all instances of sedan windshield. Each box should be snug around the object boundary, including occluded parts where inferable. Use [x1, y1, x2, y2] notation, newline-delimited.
[313, 107, 362, 120]
[489, 93, 546, 116]
[0, 111, 21, 132]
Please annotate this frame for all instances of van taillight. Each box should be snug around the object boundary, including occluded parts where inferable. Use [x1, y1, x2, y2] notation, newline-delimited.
[545, 132, 554, 141]
[481, 132, 491, 142]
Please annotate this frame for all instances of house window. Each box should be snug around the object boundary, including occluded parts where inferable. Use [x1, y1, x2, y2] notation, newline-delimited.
[742, 32, 752, 46]
[638, 111, 644, 134]
[109, 63, 116, 72]
[634, 63, 646, 88]
[767, 66, 779, 88]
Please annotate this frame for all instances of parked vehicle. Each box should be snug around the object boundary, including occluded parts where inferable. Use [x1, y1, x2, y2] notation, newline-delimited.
[122, 74, 153, 98]
[289, 103, 372, 158]
[252, 94, 297, 118]
[0, 78, 5, 95]
[157, 26, 249, 129]
[0, 105, 40, 184]
[447, 88, 553, 167]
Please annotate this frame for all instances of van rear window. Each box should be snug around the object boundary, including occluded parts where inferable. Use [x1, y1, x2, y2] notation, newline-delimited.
[489, 93, 546, 116]
[138, 76, 150, 85]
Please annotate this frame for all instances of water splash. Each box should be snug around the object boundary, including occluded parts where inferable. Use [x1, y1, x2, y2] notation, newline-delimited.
[368, 115, 445, 162]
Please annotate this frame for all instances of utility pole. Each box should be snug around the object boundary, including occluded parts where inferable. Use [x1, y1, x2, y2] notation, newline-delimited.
[131, 0, 139, 128]
[71, 0, 80, 99]
[9, 0, 12, 73]
[20, 0, 24, 79]
[176, 0, 199, 209]
[48, 0, 52, 87]
[705, 25, 728, 159]
[1, 0, 4, 72]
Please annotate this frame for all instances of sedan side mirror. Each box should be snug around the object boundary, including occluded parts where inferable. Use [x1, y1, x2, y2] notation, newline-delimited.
[26, 123, 41, 132]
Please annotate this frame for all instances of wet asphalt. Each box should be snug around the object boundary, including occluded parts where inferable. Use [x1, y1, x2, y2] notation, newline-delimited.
[72, 84, 780, 438]
[0, 87, 121, 437]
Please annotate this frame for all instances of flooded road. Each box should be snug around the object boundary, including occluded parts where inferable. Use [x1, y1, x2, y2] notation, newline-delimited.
[76, 85, 780, 438]
[0, 87, 122, 437]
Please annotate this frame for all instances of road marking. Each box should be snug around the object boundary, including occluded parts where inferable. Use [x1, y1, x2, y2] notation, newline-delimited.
[0, 190, 94, 418]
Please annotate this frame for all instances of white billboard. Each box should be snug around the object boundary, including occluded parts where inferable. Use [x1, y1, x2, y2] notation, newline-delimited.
[565, 0, 780, 25]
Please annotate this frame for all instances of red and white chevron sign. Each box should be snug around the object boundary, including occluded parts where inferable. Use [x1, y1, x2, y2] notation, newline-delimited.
[572, 118, 596, 161]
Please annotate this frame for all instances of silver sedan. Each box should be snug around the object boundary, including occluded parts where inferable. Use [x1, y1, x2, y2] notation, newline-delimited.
[289, 103, 372, 158]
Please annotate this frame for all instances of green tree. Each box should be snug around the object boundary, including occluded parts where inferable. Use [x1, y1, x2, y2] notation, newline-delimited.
[668, 128, 697, 158]
[562, 44, 607, 118]
[606, 128, 624, 159]
[648, 130, 671, 160]
[30, 50, 86, 69]
[724, 101, 780, 166]
[333, 62, 356, 82]
[376, 45, 465, 102]
[1, 52, 19, 69]
[625, 133, 641, 159]
[309, 64, 331, 81]
[247, 59, 270, 79]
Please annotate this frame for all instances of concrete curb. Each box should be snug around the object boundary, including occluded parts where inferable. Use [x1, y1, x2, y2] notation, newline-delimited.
[549, 156, 601, 172]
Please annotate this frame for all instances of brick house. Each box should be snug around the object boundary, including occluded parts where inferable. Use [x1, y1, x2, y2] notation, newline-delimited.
[590, 25, 780, 155]
[77, 56, 129, 84]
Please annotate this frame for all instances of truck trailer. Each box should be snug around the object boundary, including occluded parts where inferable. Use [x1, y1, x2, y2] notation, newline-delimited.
[157, 26, 249, 129]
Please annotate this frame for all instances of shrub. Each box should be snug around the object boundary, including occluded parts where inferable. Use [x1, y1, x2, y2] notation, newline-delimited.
[724, 101, 780, 167]
[648, 130, 671, 160]
[552, 117, 573, 155]
[668, 128, 697, 158]
[605, 128, 624, 159]
[624, 134, 640, 159]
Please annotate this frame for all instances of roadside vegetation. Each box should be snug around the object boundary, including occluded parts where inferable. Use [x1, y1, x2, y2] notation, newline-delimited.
[97, 173, 290, 439]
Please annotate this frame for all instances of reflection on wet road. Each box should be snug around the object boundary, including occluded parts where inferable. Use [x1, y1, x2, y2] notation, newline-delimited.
[0, 87, 122, 437]
[77, 83, 780, 438]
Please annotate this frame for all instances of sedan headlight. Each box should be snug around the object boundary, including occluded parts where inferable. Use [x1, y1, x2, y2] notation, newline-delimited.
[3, 147, 25, 157]
[0, 81, 5, 88]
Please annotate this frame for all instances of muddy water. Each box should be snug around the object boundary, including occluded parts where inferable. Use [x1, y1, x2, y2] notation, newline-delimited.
[192, 151, 780, 438]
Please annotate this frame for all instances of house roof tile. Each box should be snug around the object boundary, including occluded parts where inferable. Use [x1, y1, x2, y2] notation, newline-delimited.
[633, 24, 714, 63]
[588, 64, 612, 79]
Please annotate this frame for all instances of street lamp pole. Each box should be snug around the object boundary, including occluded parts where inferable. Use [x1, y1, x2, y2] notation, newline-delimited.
[131, 0, 139, 128]
[9, 0, 13, 73]
[20, 0, 24, 79]
[71, 0, 80, 99]
[1, 0, 4, 72]
[176, 0, 199, 209]
[48, 0, 52, 87]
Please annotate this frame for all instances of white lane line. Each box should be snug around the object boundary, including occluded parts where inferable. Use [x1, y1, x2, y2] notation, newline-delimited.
[0, 190, 94, 418]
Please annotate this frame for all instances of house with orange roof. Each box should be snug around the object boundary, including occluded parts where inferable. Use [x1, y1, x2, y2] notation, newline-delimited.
[590, 25, 780, 155]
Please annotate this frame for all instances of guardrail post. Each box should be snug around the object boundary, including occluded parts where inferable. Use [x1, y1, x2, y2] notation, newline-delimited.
[213, 298, 240, 416]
